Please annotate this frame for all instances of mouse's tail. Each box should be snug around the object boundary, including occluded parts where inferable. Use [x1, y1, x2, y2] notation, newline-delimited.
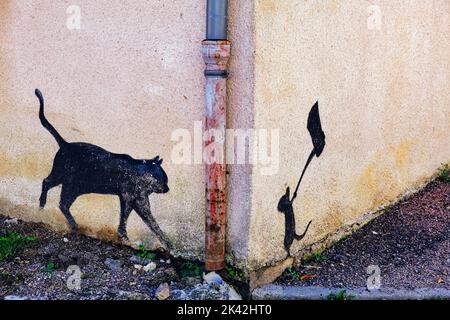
[35, 89, 67, 147]
[294, 220, 312, 241]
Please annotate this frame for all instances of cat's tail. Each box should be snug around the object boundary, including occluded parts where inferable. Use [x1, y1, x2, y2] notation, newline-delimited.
[35, 89, 67, 147]
[294, 220, 312, 241]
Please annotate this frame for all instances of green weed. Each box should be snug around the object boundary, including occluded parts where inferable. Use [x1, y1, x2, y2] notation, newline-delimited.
[327, 289, 354, 300]
[286, 267, 301, 281]
[137, 244, 156, 260]
[0, 231, 37, 262]
[44, 261, 55, 273]
[304, 250, 327, 264]
[179, 261, 204, 278]
[226, 265, 246, 282]
[438, 164, 450, 183]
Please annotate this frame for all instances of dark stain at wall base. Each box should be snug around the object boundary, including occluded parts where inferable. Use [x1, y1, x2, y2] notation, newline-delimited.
[277, 101, 326, 256]
[35, 89, 172, 250]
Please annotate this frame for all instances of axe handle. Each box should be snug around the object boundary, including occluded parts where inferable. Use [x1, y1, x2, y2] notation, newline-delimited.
[291, 149, 315, 203]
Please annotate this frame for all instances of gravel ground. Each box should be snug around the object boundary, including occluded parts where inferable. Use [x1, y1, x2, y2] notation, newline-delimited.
[2, 179, 448, 299]
[277, 180, 450, 290]
[0, 216, 240, 300]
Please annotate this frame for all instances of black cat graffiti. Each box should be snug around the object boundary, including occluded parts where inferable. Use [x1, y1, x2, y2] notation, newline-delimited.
[277, 101, 326, 256]
[35, 89, 172, 250]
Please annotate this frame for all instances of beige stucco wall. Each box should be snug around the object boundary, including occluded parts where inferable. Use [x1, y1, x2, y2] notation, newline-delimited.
[0, 1, 208, 259]
[247, 0, 450, 269]
[0, 0, 251, 260]
[1, 0, 449, 271]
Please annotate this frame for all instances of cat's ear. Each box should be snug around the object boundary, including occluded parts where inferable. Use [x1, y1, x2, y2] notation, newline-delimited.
[150, 155, 163, 165]
[285, 187, 290, 197]
[150, 155, 159, 162]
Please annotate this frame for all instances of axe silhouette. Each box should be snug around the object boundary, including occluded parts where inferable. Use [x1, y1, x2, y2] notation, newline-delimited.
[291, 101, 326, 202]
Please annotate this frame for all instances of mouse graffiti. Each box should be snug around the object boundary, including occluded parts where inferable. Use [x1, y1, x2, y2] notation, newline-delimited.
[277, 101, 326, 256]
[35, 89, 172, 250]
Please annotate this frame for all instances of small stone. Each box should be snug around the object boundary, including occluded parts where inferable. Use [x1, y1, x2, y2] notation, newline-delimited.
[204, 272, 224, 286]
[143, 262, 156, 272]
[166, 259, 171, 264]
[57, 254, 70, 266]
[4, 295, 29, 300]
[105, 258, 123, 271]
[180, 276, 202, 288]
[63, 237, 69, 243]
[127, 292, 147, 300]
[130, 256, 150, 265]
[155, 283, 170, 300]
[187, 283, 229, 300]
[171, 289, 187, 300]
[227, 284, 242, 300]
[130, 256, 141, 263]
[134, 264, 142, 270]
[249, 256, 293, 291]
[333, 254, 346, 263]
[5, 218, 18, 225]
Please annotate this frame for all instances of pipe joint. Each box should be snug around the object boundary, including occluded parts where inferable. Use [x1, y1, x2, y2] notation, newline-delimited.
[202, 40, 231, 77]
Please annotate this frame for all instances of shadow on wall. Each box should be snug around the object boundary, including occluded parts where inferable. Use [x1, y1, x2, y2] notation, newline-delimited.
[277, 101, 326, 256]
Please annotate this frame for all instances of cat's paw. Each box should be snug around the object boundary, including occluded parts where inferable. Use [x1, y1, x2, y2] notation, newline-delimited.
[119, 234, 130, 244]
[69, 224, 79, 235]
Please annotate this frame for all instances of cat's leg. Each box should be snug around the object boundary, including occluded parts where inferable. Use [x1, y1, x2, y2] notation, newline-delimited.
[118, 195, 133, 241]
[133, 196, 172, 250]
[59, 186, 79, 232]
[40, 153, 65, 208]
[39, 170, 62, 208]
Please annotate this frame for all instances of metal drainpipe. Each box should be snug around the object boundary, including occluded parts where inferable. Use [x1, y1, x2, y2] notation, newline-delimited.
[202, 0, 230, 271]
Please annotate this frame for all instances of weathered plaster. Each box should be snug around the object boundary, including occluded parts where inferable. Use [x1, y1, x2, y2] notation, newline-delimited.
[0, 1, 210, 258]
[247, 0, 450, 270]
[0, 1, 449, 272]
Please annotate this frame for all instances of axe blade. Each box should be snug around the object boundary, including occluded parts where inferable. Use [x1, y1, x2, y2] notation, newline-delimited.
[307, 101, 326, 157]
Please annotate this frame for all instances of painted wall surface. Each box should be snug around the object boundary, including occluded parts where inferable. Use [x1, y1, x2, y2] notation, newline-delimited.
[0, 0, 256, 262]
[0, 1, 206, 259]
[0, 0, 449, 272]
[247, 0, 450, 269]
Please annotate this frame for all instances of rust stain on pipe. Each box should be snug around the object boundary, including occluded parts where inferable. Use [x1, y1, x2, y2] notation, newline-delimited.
[202, 40, 231, 271]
